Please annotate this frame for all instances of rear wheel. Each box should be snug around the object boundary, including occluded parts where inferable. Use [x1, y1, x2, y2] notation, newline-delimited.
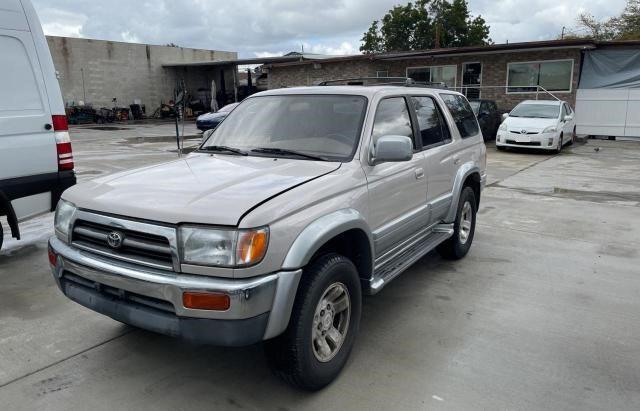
[437, 186, 477, 260]
[264, 253, 362, 390]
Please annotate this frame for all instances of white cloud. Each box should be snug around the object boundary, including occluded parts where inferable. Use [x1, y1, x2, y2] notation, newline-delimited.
[32, 0, 630, 57]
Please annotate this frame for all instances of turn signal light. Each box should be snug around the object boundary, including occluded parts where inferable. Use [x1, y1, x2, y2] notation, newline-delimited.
[236, 229, 269, 266]
[183, 291, 230, 311]
[48, 246, 57, 266]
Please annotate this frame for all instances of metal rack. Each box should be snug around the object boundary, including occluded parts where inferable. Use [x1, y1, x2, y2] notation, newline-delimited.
[317, 77, 448, 89]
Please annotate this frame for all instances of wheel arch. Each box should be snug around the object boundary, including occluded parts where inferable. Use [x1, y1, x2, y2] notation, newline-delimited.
[0, 191, 20, 240]
[281, 209, 374, 281]
[445, 164, 481, 223]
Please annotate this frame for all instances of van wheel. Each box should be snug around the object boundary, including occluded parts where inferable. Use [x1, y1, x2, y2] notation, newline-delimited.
[437, 186, 477, 260]
[264, 253, 362, 391]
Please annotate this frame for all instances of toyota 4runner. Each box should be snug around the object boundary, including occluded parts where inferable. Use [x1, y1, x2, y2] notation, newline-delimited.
[49, 84, 486, 390]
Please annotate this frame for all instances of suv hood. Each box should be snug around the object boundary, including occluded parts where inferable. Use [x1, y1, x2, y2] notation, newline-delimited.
[504, 116, 557, 132]
[63, 153, 340, 226]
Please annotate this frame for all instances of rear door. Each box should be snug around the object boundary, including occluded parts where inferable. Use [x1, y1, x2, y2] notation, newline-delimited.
[0, 0, 58, 217]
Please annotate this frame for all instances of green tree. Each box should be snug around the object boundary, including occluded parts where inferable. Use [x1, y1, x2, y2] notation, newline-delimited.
[360, 0, 491, 53]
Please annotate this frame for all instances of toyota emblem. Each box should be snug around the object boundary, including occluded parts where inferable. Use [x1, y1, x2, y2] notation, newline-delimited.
[107, 231, 124, 249]
[520, 129, 528, 135]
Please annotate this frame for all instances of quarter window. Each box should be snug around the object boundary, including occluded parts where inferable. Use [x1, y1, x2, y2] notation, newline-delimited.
[411, 96, 451, 148]
[440, 94, 480, 139]
[507, 60, 573, 93]
[371, 97, 414, 147]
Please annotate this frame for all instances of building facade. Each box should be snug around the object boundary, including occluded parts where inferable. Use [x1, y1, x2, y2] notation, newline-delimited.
[266, 40, 595, 111]
[47, 36, 236, 110]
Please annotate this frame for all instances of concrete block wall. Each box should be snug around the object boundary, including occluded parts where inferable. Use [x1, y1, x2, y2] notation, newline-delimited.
[47, 36, 237, 110]
[268, 48, 582, 112]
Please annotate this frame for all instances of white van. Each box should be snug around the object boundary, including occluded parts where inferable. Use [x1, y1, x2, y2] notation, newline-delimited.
[0, 0, 75, 250]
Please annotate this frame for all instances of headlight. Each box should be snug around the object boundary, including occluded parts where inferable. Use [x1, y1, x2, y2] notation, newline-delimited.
[54, 199, 76, 242]
[498, 122, 507, 131]
[542, 125, 557, 133]
[179, 226, 269, 267]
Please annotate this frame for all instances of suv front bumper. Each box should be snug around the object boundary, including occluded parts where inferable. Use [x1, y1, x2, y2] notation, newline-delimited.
[48, 236, 301, 346]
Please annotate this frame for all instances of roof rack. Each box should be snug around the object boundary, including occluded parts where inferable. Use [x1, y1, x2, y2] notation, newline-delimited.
[317, 77, 448, 89]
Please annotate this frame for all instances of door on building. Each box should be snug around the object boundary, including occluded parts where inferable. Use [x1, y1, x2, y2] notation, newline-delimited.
[462, 62, 482, 99]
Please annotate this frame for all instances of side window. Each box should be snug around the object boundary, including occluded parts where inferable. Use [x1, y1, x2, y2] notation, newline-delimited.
[562, 104, 569, 119]
[440, 94, 480, 138]
[371, 97, 415, 147]
[411, 96, 450, 148]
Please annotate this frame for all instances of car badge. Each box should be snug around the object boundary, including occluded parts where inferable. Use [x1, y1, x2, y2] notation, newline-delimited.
[107, 231, 124, 249]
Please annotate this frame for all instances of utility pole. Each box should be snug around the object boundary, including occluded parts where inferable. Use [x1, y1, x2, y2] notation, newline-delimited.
[561, 26, 566, 39]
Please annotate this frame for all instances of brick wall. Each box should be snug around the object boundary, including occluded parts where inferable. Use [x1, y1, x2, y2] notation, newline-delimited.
[268, 49, 582, 112]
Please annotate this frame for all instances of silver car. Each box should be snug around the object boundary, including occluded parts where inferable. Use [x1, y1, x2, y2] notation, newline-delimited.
[49, 84, 487, 390]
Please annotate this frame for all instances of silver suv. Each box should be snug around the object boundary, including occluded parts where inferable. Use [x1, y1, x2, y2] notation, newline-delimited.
[49, 84, 486, 390]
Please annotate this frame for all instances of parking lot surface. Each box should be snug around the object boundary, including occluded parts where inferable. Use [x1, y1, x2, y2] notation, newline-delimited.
[1, 124, 639, 410]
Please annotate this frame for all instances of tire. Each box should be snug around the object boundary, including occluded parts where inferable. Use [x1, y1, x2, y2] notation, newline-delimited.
[264, 253, 362, 391]
[556, 133, 563, 153]
[0, 222, 3, 251]
[437, 186, 477, 260]
[567, 126, 576, 146]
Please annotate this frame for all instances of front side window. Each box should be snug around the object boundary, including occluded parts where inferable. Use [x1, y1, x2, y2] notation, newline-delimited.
[411, 96, 450, 147]
[507, 60, 573, 93]
[371, 97, 414, 147]
[440, 94, 480, 138]
[202, 95, 367, 161]
[510, 103, 560, 119]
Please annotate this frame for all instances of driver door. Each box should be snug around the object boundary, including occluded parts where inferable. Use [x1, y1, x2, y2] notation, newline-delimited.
[363, 97, 428, 256]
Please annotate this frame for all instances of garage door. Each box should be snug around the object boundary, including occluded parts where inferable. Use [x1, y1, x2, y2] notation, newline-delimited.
[576, 49, 640, 138]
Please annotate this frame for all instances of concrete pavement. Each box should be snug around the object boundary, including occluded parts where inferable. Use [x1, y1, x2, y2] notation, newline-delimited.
[1, 128, 639, 410]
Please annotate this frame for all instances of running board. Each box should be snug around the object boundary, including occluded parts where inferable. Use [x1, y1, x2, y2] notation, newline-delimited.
[365, 223, 454, 295]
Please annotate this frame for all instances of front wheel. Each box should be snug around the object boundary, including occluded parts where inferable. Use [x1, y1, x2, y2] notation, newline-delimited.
[437, 186, 477, 260]
[264, 253, 362, 390]
[556, 133, 563, 153]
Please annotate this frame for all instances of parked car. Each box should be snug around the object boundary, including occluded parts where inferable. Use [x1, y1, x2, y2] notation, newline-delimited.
[49, 85, 486, 390]
[195, 102, 239, 131]
[0, 0, 75, 251]
[469, 99, 501, 141]
[496, 100, 576, 152]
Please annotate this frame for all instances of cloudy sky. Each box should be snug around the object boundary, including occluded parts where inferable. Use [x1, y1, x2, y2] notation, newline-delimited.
[33, 0, 627, 57]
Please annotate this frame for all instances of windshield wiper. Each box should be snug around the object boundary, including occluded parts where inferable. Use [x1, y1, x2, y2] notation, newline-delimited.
[250, 147, 329, 161]
[200, 145, 248, 156]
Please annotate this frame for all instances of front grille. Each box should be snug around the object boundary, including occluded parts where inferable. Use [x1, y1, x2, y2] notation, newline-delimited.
[509, 130, 539, 135]
[506, 139, 542, 146]
[72, 219, 174, 270]
[62, 272, 175, 313]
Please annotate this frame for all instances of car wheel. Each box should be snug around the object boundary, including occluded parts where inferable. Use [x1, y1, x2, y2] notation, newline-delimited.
[556, 133, 563, 153]
[567, 126, 576, 146]
[437, 186, 477, 260]
[264, 253, 362, 390]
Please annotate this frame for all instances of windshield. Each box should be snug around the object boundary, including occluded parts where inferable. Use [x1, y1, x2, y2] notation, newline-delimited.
[218, 103, 238, 113]
[201, 95, 368, 161]
[469, 101, 481, 115]
[510, 104, 559, 119]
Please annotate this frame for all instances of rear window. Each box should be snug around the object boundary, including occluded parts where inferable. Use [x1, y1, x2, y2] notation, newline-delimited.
[0, 35, 43, 113]
[440, 94, 480, 138]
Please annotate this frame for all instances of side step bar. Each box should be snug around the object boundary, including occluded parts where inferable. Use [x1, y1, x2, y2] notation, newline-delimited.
[365, 223, 454, 295]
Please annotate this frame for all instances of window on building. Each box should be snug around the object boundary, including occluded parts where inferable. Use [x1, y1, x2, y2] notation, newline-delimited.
[440, 94, 479, 138]
[411, 96, 451, 148]
[371, 97, 415, 147]
[376, 70, 389, 78]
[407, 65, 456, 87]
[507, 60, 573, 93]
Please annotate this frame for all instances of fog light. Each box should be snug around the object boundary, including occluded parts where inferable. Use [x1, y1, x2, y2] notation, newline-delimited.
[548, 140, 554, 146]
[183, 291, 230, 311]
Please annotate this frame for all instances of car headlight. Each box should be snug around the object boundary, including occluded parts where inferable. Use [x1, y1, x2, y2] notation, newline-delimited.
[54, 199, 76, 242]
[542, 126, 557, 133]
[179, 226, 269, 267]
[498, 122, 507, 131]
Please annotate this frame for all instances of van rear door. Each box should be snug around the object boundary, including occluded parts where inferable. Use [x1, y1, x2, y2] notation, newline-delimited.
[0, 0, 59, 220]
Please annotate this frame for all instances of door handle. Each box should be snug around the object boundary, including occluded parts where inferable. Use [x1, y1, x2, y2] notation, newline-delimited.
[415, 168, 424, 179]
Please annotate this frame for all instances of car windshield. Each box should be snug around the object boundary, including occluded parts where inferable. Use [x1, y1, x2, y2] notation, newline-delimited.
[510, 104, 559, 119]
[469, 101, 481, 115]
[201, 95, 368, 161]
[218, 103, 238, 113]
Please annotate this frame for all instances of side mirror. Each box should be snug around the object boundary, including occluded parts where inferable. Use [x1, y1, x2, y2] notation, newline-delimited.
[202, 128, 215, 143]
[564, 114, 573, 121]
[370, 135, 413, 165]
[502, 113, 509, 121]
